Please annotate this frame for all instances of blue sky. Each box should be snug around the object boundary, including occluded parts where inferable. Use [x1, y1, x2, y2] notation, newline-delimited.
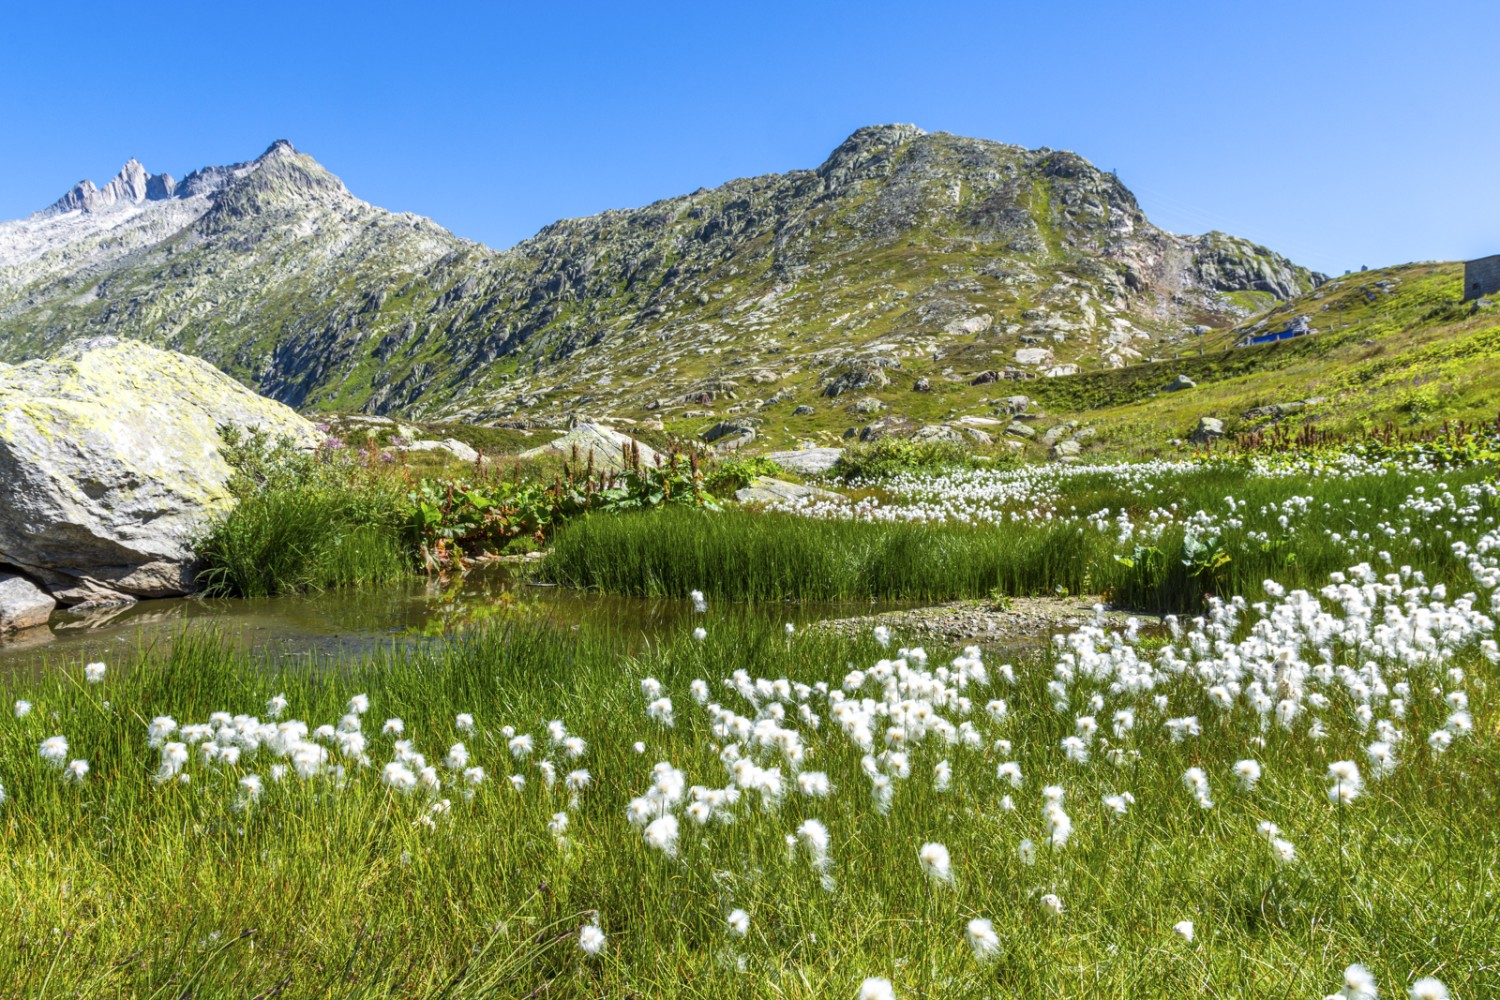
[2, 1, 1496, 275]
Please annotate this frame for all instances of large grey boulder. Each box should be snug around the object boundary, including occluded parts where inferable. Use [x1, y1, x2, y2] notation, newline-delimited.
[765, 448, 844, 475]
[519, 422, 661, 471]
[1166, 374, 1197, 392]
[0, 571, 54, 632]
[0, 337, 321, 606]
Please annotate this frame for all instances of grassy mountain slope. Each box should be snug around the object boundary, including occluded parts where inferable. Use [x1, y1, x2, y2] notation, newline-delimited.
[714, 260, 1495, 459]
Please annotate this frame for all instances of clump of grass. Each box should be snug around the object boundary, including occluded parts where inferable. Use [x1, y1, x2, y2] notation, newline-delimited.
[195, 428, 413, 597]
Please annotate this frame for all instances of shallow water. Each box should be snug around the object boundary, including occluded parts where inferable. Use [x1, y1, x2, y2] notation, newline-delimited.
[0, 566, 901, 672]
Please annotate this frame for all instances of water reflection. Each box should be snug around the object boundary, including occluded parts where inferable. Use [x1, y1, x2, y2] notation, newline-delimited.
[0, 566, 899, 671]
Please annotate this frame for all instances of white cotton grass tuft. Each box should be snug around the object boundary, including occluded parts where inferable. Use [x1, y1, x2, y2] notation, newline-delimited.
[1339, 963, 1377, 1000]
[727, 908, 750, 938]
[1233, 759, 1262, 791]
[84, 662, 106, 684]
[690, 589, 707, 613]
[918, 842, 952, 884]
[14, 699, 32, 719]
[64, 759, 90, 783]
[644, 814, 679, 857]
[39, 735, 68, 768]
[797, 818, 832, 870]
[858, 977, 896, 1000]
[965, 917, 1001, 960]
[1182, 767, 1214, 809]
[646, 697, 675, 727]
[1327, 761, 1365, 805]
[1039, 892, 1064, 918]
[1408, 977, 1449, 1000]
[1172, 920, 1194, 942]
[692, 627, 707, 641]
[578, 921, 606, 956]
[455, 712, 475, 733]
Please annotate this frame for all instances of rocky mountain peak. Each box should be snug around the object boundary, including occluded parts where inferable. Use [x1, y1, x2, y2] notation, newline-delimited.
[258, 139, 298, 162]
[817, 123, 927, 188]
[41, 157, 178, 216]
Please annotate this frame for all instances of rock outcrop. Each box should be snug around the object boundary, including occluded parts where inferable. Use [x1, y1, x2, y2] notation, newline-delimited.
[518, 422, 660, 471]
[0, 338, 320, 606]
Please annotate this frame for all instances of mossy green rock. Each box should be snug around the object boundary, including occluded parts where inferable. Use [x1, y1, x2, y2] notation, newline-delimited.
[0, 337, 319, 605]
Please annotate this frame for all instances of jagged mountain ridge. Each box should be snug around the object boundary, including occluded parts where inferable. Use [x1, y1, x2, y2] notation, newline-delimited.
[0, 126, 1323, 421]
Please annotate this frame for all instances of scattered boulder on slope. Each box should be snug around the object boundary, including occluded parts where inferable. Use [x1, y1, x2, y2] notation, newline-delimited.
[519, 422, 661, 471]
[0, 337, 321, 606]
[765, 448, 844, 475]
[1191, 416, 1226, 444]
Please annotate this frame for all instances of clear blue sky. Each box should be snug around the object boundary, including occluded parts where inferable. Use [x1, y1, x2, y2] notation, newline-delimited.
[2, 1, 1496, 276]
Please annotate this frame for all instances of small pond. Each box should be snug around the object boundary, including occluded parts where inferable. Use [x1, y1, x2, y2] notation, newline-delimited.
[0, 565, 902, 672]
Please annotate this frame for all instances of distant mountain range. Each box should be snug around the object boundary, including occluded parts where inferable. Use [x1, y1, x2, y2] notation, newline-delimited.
[0, 126, 1323, 421]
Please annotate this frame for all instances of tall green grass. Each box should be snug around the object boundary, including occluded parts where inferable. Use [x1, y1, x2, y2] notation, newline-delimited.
[1, 615, 1494, 997]
[545, 508, 1101, 602]
[544, 467, 1498, 611]
[195, 486, 413, 597]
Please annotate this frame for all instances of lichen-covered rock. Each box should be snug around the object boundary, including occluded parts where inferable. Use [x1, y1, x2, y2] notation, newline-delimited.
[911, 424, 968, 446]
[765, 448, 844, 475]
[0, 337, 320, 605]
[1166, 374, 1197, 391]
[1005, 421, 1036, 439]
[518, 422, 660, 471]
[0, 570, 54, 631]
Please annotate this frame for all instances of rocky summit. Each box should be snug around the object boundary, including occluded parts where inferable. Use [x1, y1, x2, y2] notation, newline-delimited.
[0, 126, 1322, 423]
